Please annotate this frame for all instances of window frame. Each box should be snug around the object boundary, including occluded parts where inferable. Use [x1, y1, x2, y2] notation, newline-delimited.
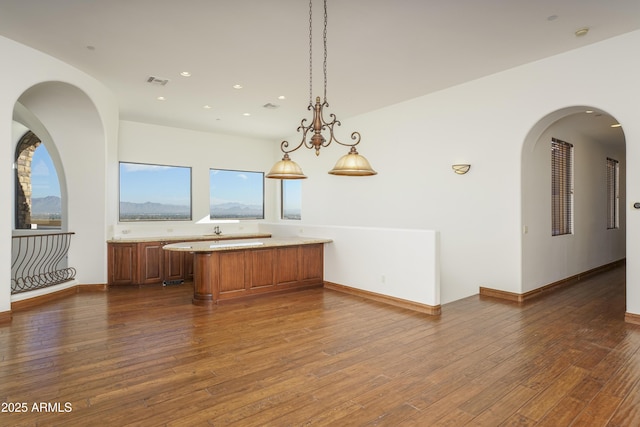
[209, 168, 265, 220]
[118, 161, 192, 222]
[551, 138, 574, 236]
[606, 157, 620, 230]
[281, 179, 302, 220]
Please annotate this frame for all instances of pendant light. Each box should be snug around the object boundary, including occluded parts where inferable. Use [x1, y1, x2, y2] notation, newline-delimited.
[266, 0, 377, 179]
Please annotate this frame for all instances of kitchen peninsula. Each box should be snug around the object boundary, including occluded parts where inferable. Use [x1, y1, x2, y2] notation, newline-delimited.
[107, 233, 271, 287]
[163, 236, 332, 305]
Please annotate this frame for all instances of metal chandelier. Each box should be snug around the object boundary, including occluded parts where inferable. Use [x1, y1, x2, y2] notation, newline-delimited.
[266, 0, 377, 179]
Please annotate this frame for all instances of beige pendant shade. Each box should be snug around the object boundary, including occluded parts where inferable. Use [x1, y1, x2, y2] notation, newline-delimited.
[266, 153, 307, 179]
[328, 147, 377, 176]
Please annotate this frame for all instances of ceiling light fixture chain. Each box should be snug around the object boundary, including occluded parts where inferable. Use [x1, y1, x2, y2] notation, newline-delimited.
[309, 0, 313, 106]
[323, 0, 328, 103]
[266, 0, 377, 179]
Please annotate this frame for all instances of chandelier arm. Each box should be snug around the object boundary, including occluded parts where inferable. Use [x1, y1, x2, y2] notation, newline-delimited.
[279, 118, 318, 154]
[331, 131, 362, 148]
[323, 121, 361, 148]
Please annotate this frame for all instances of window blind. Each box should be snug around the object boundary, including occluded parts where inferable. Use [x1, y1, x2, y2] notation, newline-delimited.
[606, 157, 619, 229]
[551, 138, 573, 236]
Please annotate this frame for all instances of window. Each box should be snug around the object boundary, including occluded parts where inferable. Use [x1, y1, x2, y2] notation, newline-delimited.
[209, 169, 264, 219]
[282, 180, 302, 220]
[29, 143, 62, 228]
[119, 162, 191, 221]
[551, 138, 573, 236]
[606, 157, 619, 229]
[14, 130, 62, 229]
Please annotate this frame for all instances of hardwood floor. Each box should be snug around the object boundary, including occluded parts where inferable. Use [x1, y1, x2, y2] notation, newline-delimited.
[1, 264, 639, 426]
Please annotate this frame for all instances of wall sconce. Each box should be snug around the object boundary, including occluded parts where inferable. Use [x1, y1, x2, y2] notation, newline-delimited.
[452, 164, 471, 175]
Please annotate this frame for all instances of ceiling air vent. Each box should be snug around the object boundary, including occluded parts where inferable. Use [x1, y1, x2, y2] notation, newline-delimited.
[263, 103, 279, 109]
[147, 76, 169, 86]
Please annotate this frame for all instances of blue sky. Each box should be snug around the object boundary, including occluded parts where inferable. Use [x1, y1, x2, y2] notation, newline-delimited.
[120, 162, 191, 206]
[209, 169, 264, 206]
[283, 180, 302, 211]
[31, 144, 60, 199]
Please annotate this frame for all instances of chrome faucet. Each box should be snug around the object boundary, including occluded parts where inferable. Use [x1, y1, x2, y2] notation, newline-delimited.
[213, 226, 222, 236]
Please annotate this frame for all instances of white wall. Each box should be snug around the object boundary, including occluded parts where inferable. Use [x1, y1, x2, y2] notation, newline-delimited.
[17, 83, 109, 287]
[522, 117, 626, 292]
[273, 30, 640, 305]
[262, 223, 440, 307]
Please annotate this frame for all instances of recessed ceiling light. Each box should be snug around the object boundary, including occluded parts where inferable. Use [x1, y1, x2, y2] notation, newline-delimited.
[243, 112, 251, 116]
[203, 105, 212, 109]
[233, 84, 243, 89]
[575, 27, 589, 37]
[278, 95, 286, 100]
[611, 123, 622, 128]
[157, 96, 166, 101]
[180, 71, 191, 77]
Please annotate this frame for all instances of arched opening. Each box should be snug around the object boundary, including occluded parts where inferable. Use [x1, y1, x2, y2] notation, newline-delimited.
[521, 106, 626, 299]
[9, 81, 107, 299]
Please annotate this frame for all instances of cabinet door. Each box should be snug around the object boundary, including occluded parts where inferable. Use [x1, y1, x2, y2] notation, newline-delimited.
[275, 246, 300, 286]
[248, 248, 275, 289]
[300, 244, 323, 282]
[108, 243, 137, 285]
[139, 242, 163, 284]
[164, 250, 184, 282]
[184, 252, 194, 281]
[218, 251, 247, 295]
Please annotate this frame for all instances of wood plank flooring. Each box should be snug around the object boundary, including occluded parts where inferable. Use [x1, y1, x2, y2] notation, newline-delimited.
[1, 264, 639, 426]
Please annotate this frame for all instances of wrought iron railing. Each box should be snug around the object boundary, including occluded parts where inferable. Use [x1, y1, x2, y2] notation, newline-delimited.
[11, 232, 76, 294]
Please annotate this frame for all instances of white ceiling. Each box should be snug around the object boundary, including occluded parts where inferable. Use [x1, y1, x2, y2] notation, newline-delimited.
[0, 0, 637, 145]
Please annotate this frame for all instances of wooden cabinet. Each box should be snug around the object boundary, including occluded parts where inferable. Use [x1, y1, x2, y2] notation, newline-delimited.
[139, 241, 164, 284]
[184, 252, 194, 282]
[107, 240, 191, 286]
[107, 242, 137, 285]
[164, 250, 185, 283]
[193, 243, 325, 305]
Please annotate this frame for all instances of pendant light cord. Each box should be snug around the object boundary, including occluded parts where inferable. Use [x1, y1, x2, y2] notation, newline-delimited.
[308, 0, 329, 105]
[323, 0, 328, 103]
[308, 0, 313, 106]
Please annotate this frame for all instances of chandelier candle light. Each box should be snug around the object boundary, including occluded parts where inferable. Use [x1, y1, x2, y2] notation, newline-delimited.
[266, 0, 377, 179]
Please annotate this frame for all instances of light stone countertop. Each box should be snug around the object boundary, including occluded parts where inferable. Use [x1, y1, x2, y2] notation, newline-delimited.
[107, 232, 272, 244]
[162, 236, 333, 252]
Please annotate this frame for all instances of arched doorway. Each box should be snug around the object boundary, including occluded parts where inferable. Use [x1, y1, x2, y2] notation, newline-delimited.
[521, 106, 626, 298]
